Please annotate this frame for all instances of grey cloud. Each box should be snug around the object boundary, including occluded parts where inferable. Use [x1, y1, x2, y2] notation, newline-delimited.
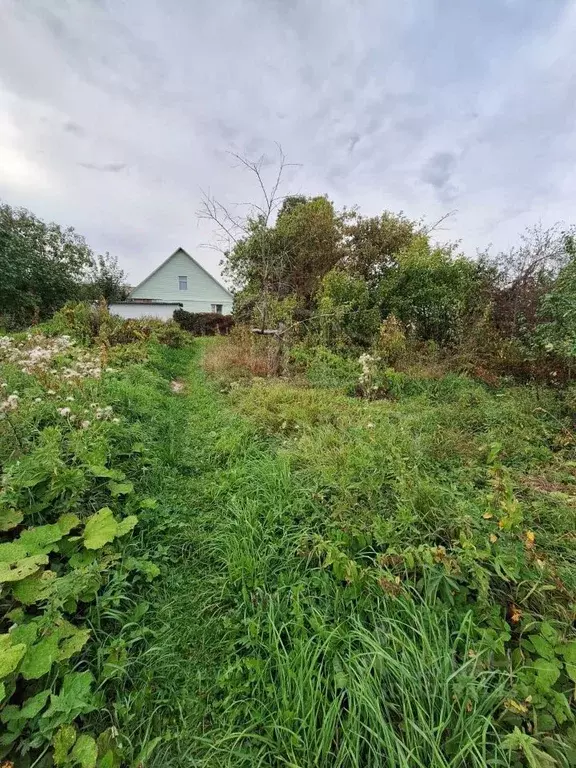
[347, 134, 360, 153]
[79, 162, 127, 173]
[421, 152, 456, 191]
[0, 0, 575, 285]
[63, 121, 85, 136]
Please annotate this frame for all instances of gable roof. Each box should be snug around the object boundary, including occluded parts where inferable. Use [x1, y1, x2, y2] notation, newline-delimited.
[128, 247, 233, 298]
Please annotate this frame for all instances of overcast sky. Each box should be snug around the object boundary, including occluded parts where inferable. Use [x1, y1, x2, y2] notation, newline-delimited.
[1, 0, 575, 285]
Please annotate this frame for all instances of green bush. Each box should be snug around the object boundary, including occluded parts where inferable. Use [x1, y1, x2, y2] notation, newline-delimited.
[173, 309, 234, 336]
[46, 302, 190, 349]
[377, 236, 488, 345]
[316, 269, 380, 350]
[0, 331, 160, 766]
[290, 344, 360, 389]
[534, 255, 576, 373]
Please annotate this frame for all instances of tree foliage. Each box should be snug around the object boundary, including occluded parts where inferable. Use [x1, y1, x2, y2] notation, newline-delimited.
[0, 203, 93, 328]
[377, 236, 488, 344]
[344, 210, 421, 281]
[0, 202, 128, 328]
[83, 252, 128, 304]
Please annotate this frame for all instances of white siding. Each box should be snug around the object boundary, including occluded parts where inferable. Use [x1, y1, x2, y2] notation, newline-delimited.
[109, 303, 179, 321]
[129, 249, 233, 314]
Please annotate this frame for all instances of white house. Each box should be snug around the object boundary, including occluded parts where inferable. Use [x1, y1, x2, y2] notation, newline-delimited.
[110, 248, 233, 321]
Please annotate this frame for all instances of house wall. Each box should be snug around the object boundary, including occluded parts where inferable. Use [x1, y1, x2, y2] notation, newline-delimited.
[109, 303, 179, 321]
[129, 250, 233, 314]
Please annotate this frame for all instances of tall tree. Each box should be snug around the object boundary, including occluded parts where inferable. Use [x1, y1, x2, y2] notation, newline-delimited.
[343, 211, 421, 281]
[84, 252, 129, 303]
[0, 202, 93, 328]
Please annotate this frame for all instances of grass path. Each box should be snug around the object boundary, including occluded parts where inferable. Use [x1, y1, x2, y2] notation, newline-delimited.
[106, 342, 515, 768]
[113, 343, 303, 765]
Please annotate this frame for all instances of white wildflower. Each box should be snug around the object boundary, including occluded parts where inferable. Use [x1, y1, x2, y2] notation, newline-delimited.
[112, 417, 120, 424]
[65, 396, 75, 402]
[57, 407, 71, 417]
[34, 397, 42, 403]
[80, 419, 91, 429]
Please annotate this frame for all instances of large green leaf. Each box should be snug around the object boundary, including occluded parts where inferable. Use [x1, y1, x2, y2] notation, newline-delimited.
[20, 632, 60, 680]
[530, 635, 555, 660]
[0, 555, 48, 582]
[108, 480, 134, 497]
[0, 634, 27, 679]
[19, 689, 50, 719]
[116, 515, 138, 537]
[83, 507, 138, 549]
[559, 641, 576, 665]
[0, 507, 23, 532]
[42, 671, 96, 728]
[89, 465, 125, 480]
[53, 724, 77, 765]
[71, 733, 98, 768]
[0, 542, 27, 564]
[9, 620, 38, 647]
[58, 627, 90, 661]
[83, 507, 118, 550]
[21, 621, 91, 679]
[533, 658, 561, 692]
[57, 513, 80, 534]
[566, 662, 576, 683]
[12, 569, 57, 605]
[18, 523, 64, 555]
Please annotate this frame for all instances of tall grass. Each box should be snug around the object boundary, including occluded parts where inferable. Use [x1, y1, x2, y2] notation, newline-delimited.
[106, 342, 517, 766]
[204, 597, 509, 768]
[83, 340, 575, 766]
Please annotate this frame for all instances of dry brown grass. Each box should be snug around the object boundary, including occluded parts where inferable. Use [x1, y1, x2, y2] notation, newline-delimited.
[202, 326, 278, 380]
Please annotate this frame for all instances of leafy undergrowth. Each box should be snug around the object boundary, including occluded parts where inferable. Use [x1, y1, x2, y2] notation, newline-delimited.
[4, 328, 576, 767]
[114, 346, 509, 767]
[190, 339, 576, 767]
[104, 338, 575, 768]
[0, 331, 185, 767]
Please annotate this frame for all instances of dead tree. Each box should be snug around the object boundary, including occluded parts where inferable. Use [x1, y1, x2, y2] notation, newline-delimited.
[198, 144, 296, 332]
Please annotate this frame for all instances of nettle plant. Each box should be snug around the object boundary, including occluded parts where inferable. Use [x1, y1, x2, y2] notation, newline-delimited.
[0, 332, 158, 767]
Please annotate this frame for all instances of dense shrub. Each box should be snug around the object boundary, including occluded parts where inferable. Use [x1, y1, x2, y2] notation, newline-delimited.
[0, 332, 160, 765]
[173, 309, 234, 336]
[316, 269, 380, 349]
[46, 302, 190, 349]
[377, 236, 489, 345]
[533, 255, 576, 374]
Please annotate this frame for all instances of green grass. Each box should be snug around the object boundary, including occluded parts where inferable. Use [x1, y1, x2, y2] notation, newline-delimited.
[89, 343, 537, 766]
[39, 339, 571, 766]
[2, 327, 574, 764]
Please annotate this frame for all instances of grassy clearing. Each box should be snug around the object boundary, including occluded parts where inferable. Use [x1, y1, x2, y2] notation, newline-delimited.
[116, 340, 576, 767]
[184, 338, 575, 765]
[4, 328, 575, 766]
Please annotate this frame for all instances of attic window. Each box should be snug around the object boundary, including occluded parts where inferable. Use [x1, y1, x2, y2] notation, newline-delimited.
[211, 304, 223, 314]
[178, 276, 188, 291]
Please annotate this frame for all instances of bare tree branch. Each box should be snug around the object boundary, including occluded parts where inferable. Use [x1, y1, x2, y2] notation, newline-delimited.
[422, 210, 457, 236]
[197, 144, 296, 331]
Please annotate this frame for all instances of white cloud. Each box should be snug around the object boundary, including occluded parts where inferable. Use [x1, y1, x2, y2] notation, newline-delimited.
[0, 0, 574, 282]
